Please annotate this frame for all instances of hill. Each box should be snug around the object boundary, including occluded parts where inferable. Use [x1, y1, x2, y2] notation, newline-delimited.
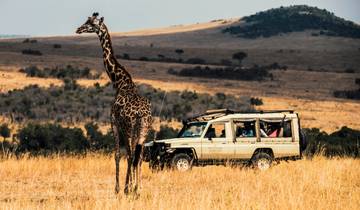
[0, 5, 359, 133]
[223, 5, 360, 39]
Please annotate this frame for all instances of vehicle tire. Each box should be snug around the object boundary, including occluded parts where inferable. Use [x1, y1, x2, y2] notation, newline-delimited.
[171, 153, 192, 172]
[251, 152, 273, 171]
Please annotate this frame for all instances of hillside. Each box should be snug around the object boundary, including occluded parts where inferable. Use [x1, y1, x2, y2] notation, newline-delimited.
[0, 5, 359, 134]
[223, 5, 360, 39]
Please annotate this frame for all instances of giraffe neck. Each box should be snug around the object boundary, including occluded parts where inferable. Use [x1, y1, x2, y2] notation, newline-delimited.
[97, 24, 135, 91]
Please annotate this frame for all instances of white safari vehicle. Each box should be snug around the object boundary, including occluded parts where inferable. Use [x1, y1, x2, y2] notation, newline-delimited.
[144, 109, 307, 171]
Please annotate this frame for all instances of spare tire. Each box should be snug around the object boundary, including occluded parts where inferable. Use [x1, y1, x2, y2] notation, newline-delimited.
[300, 129, 308, 153]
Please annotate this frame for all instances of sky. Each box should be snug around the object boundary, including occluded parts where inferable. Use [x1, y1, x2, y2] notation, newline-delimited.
[1, 0, 359, 36]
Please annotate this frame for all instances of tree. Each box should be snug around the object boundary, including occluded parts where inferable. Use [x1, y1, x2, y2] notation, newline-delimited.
[175, 49, 184, 55]
[232, 52, 247, 66]
[0, 124, 10, 140]
[175, 49, 184, 62]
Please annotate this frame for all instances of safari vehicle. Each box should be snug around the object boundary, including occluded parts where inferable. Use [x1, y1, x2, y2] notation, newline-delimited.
[144, 109, 307, 171]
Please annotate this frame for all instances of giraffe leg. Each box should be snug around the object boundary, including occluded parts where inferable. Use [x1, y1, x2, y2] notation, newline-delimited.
[133, 144, 143, 194]
[112, 121, 121, 194]
[133, 118, 150, 194]
[124, 146, 132, 195]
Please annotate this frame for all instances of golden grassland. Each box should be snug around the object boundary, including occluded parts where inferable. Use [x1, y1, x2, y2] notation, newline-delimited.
[0, 154, 359, 210]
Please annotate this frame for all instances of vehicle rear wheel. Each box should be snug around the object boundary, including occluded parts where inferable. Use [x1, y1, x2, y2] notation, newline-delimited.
[251, 152, 273, 171]
[171, 153, 192, 172]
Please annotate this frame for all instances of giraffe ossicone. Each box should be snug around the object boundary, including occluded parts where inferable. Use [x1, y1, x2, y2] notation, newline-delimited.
[76, 12, 152, 195]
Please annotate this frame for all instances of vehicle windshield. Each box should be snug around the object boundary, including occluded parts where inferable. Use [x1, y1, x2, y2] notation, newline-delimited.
[177, 122, 207, 138]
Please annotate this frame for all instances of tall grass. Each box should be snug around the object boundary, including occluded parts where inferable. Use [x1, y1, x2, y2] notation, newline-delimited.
[0, 154, 359, 210]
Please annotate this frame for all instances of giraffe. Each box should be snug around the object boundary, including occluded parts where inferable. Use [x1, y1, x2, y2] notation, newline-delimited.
[76, 12, 152, 195]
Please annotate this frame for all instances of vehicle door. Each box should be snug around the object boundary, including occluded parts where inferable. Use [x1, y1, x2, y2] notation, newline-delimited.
[259, 118, 300, 157]
[233, 119, 258, 159]
[200, 121, 234, 160]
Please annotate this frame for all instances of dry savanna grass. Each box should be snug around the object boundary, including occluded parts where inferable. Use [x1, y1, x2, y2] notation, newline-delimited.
[0, 155, 359, 210]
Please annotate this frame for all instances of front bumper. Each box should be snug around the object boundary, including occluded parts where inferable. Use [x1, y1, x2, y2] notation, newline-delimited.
[143, 142, 171, 162]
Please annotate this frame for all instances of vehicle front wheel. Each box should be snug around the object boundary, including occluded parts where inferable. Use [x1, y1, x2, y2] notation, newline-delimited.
[251, 152, 273, 171]
[171, 153, 192, 172]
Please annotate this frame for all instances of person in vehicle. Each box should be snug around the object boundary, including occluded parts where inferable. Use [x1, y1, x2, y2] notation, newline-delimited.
[205, 125, 216, 138]
[260, 123, 268, 137]
[267, 124, 280, 137]
[241, 122, 254, 137]
[220, 129, 226, 137]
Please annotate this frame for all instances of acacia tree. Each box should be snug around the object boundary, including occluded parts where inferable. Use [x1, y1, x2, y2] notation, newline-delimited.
[232, 51, 248, 66]
[175, 49, 184, 62]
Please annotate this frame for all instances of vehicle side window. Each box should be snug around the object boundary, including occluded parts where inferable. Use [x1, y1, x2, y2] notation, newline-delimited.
[205, 123, 226, 138]
[260, 120, 292, 138]
[234, 120, 256, 138]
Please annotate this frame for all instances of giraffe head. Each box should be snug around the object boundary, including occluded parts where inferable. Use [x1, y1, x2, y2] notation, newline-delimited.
[76, 12, 104, 34]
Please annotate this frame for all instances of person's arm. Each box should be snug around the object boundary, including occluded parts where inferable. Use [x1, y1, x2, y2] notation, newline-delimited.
[260, 129, 268, 137]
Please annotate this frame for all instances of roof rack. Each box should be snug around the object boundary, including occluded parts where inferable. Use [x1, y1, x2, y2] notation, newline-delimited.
[184, 109, 294, 123]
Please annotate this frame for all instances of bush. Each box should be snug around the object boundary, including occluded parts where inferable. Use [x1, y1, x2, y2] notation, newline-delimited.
[232, 52, 247, 65]
[22, 49, 42, 56]
[333, 89, 360, 100]
[250, 97, 263, 106]
[222, 5, 360, 39]
[168, 65, 275, 81]
[0, 83, 252, 123]
[139, 57, 149, 61]
[0, 124, 10, 140]
[345, 68, 355, 73]
[220, 59, 232, 66]
[175, 49, 184, 55]
[22, 39, 37, 43]
[123, 53, 130, 59]
[185, 58, 206, 64]
[18, 123, 89, 154]
[156, 125, 179, 140]
[22, 65, 97, 79]
[53, 44, 62, 49]
[355, 78, 360, 85]
[303, 127, 360, 157]
[85, 122, 115, 151]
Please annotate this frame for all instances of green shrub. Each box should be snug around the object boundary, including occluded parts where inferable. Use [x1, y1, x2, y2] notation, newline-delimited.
[168, 65, 273, 81]
[18, 123, 89, 154]
[85, 122, 115, 151]
[22, 65, 97, 79]
[223, 5, 360, 39]
[333, 89, 360, 100]
[22, 49, 42, 56]
[232, 52, 247, 65]
[0, 83, 252, 123]
[53, 44, 62, 49]
[0, 124, 10, 140]
[250, 97, 263, 106]
[156, 125, 179, 140]
[303, 127, 360, 157]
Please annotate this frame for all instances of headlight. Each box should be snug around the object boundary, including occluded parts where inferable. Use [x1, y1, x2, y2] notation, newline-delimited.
[144, 141, 154, 147]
